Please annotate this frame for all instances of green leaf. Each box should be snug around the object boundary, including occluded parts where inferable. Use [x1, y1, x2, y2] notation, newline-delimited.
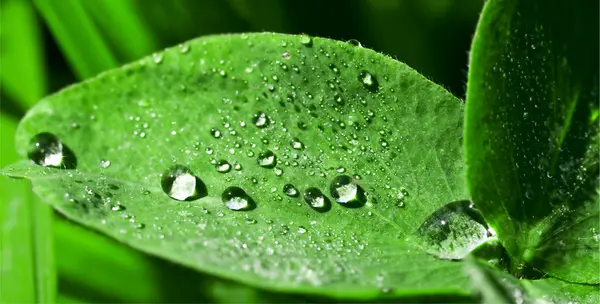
[466, 257, 599, 303]
[464, 0, 599, 282]
[4, 33, 472, 298]
[1, 114, 56, 303]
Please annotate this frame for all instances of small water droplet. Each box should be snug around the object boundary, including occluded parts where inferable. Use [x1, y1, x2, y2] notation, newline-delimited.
[257, 150, 277, 168]
[273, 167, 283, 176]
[297, 226, 307, 234]
[303, 187, 331, 212]
[358, 70, 379, 92]
[152, 53, 163, 64]
[210, 128, 222, 138]
[283, 184, 299, 197]
[111, 204, 126, 211]
[28, 132, 77, 169]
[222, 186, 254, 211]
[330, 175, 366, 208]
[347, 39, 362, 47]
[100, 159, 111, 168]
[252, 111, 270, 128]
[299, 34, 312, 46]
[161, 165, 206, 201]
[290, 138, 305, 150]
[215, 160, 232, 173]
[178, 43, 190, 53]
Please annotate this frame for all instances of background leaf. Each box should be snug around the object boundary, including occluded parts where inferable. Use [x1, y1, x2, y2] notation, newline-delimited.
[5, 33, 471, 299]
[464, 0, 599, 282]
[466, 257, 600, 304]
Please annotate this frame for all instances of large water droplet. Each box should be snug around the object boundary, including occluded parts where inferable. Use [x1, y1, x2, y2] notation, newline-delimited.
[252, 111, 270, 128]
[257, 150, 277, 168]
[358, 70, 379, 92]
[283, 183, 299, 197]
[28, 132, 77, 169]
[329, 175, 366, 208]
[222, 186, 255, 211]
[303, 187, 331, 212]
[161, 165, 206, 201]
[414, 200, 490, 260]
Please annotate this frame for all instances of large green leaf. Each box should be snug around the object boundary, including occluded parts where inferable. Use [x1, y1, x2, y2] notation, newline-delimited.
[3, 33, 473, 299]
[465, 0, 599, 282]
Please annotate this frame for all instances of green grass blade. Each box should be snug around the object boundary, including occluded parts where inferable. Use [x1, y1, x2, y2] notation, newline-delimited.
[80, 0, 158, 62]
[1, 113, 56, 303]
[34, 0, 118, 79]
[0, 0, 47, 109]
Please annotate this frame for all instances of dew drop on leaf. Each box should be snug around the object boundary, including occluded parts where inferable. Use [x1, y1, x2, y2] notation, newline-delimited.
[303, 187, 331, 212]
[210, 128, 222, 138]
[414, 200, 490, 260]
[283, 183, 299, 197]
[329, 175, 367, 208]
[347, 39, 362, 47]
[358, 70, 379, 92]
[252, 111, 270, 128]
[299, 34, 312, 47]
[28, 132, 77, 169]
[290, 137, 305, 150]
[215, 160, 232, 173]
[161, 165, 206, 201]
[222, 186, 254, 211]
[100, 159, 111, 169]
[257, 150, 277, 168]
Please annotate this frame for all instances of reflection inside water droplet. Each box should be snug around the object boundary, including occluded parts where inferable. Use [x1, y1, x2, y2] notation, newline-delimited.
[304, 187, 331, 212]
[161, 165, 207, 201]
[221, 186, 255, 211]
[414, 200, 490, 260]
[28, 132, 77, 169]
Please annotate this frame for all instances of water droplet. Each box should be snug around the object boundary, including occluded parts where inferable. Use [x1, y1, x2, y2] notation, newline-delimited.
[273, 167, 283, 176]
[283, 184, 299, 197]
[210, 128, 222, 138]
[329, 175, 366, 208]
[252, 111, 270, 128]
[111, 204, 126, 211]
[152, 53, 163, 64]
[303, 187, 331, 212]
[347, 39, 362, 47]
[299, 34, 312, 46]
[257, 150, 277, 168]
[28, 132, 77, 169]
[161, 165, 207, 201]
[414, 200, 490, 260]
[358, 70, 379, 92]
[297, 226, 307, 234]
[222, 186, 254, 211]
[215, 160, 232, 173]
[290, 138, 305, 150]
[100, 159, 111, 168]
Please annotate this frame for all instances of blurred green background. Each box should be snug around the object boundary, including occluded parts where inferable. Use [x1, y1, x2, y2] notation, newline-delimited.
[0, 0, 482, 302]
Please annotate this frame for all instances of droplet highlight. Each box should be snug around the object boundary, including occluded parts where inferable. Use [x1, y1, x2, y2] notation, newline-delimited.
[222, 186, 255, 211]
